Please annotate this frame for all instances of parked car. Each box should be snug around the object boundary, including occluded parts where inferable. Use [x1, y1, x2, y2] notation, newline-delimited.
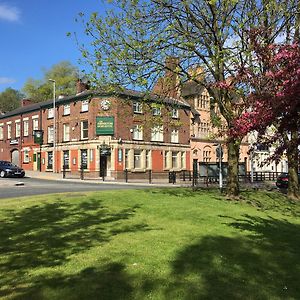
[0, 161, 25, 178]
[276, 172, 300, 188]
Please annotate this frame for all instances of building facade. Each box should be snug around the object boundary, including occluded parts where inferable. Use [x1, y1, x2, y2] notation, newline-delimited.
[0, 88, 191, 179]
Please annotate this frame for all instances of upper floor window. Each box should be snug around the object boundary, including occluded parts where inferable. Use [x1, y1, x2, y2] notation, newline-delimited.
[63, 124, 70, 142]
[133, 101, 142, 113]
[81, 100, 89, 112]
[132, 124, 143, 140]
[152, 107, 161, 116]
[48, 108, 54, 119]
[63, 104, 70, 115]
[23, 120, 29, 137]
[32, 118, 39, 132]
[48, 126, 54, 143]
[151, 125, 163, 142]
[171, 108, 178, 118]
[171, 129, 179, 143]
[0, 125, 3, 140]
[81, 120, 88, 139]
[203, 149, 211, 162]
[7, 124, 11, 139]
[15, 121, 20, 138]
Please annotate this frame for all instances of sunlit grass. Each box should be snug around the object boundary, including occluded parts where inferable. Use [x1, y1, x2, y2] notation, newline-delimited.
[0, 188, 299, 299]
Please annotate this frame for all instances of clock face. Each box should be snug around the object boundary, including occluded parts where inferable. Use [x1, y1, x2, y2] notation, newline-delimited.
[100, 99, 111, 111]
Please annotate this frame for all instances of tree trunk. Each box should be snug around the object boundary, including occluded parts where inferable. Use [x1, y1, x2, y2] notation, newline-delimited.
[226, 139, 241, 198]
[287, 129, 300, 200]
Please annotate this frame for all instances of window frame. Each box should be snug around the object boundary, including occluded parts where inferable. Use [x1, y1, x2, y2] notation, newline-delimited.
[151, 125, 164, 142]
[81, 120, 89, 140]
[81, 100, 89, 112]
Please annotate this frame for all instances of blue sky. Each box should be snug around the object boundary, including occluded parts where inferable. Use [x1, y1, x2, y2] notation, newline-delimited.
[0, 0, 105, 93]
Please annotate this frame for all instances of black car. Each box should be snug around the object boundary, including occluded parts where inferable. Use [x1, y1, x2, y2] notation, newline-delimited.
[0, 161, 25, 178]
[276, 172, 300, 188]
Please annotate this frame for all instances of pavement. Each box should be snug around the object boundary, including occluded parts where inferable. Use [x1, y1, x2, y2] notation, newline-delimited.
[24, 170, 185, 187]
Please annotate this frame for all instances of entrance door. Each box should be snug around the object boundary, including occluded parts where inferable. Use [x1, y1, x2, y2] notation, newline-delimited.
[100, 155, 107, 177]
[11, 149, 19, 165]
[37, 153, 41, 171]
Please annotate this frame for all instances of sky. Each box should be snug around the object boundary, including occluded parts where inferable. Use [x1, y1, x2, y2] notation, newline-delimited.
[0, 0, 106, 93]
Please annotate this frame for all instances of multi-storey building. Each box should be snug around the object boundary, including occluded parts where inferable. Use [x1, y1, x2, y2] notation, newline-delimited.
[0, 84, 191, 179]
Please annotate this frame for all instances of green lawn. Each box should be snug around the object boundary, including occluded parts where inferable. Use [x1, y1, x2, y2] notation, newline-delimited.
[1, 188, 300, 300]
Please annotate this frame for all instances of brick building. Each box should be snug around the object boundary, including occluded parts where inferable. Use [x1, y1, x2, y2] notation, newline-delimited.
[0, 86, 191, 179]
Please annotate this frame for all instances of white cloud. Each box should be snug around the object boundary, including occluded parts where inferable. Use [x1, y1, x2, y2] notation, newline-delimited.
[0, 3, 20, 22]
[0, 77, 16, 84]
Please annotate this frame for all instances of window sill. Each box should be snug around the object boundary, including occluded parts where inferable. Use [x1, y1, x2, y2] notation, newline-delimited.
[131, 169, 146, 173]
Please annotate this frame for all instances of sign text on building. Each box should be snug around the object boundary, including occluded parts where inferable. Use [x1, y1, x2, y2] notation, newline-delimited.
[96, 116, 114, 135]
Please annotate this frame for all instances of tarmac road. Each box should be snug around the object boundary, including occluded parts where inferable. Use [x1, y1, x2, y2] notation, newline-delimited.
[0, 177, 151, 199]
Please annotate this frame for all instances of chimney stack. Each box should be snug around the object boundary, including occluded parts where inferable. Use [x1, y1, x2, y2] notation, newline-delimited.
[21, 99, 32, 107]
[76, 79, 90, 94]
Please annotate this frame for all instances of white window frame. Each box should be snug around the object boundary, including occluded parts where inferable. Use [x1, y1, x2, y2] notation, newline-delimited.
[23, 149, 30, 163]
[48, 108, 54, 119]
[151, 125, 163, 142]
[132, 124, 143, 140]
[23, 120, 29, 137]
[15, 121, 20, 138]
[32, 117, 39, 132]
[171, 108, 179, 118]
[7, 123, 11, 139]
[172, 151, 179, 169]
[152, 107, 161, 116]
[48, 126, 54, 143]
[134, 149, 142, 169]
[63, 104, 70, 115]
[81, 100, 89, 112]
[133, 101, 142, 113]
[0, 125, 3, 140]
[81, 120, 88, 140]
[171, 129, 179, 143]
[63, 123, 70, 142]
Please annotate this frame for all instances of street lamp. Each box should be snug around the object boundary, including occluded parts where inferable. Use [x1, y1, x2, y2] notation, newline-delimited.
[49, 79, 56, 173]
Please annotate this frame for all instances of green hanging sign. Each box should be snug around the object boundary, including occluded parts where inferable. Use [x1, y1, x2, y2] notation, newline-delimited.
[96, 116, 114, 135]
[33, 130, 44, 145]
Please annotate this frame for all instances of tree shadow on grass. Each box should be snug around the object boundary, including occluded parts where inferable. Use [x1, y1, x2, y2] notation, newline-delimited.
[167, 215, 300, 299]
[0, 198, 151, 299]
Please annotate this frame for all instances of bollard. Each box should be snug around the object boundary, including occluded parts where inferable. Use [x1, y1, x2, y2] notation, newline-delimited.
[63, 164, 66, 179]
[125, 168, 128, 183]
[149, 169, 152, 184]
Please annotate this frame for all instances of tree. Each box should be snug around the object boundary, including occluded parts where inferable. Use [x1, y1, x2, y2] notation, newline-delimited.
[0, 88, 23, 113]
[23, 61, 79, 102]
[229, 37, 300, 199]
[75, 0, 298, 197]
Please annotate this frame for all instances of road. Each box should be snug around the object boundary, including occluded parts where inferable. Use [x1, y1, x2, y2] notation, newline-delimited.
[0, 177, 151, 199]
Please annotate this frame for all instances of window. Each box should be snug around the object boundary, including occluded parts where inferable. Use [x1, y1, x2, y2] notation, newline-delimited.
[171, 129, 179, 143]
[171, 108, 178, 118]
[63, 150, 69, 169]
[132, 124, 143, 140]
[81, 120, 88, 139]
[133, 101, 142, 113]
[80, 149, 88, 169]
[203, 149, 211, 162]
[32, 118, 39, 132]
[152, 107, 161, 116]
[0, 125, 3, 140]
[146, 150, 151, 169]
[181, 152, 186, 169]
[7, 124, 11, 139]
[15, 121, 20, 138]
[151, 125, 163, 142]
[47, 152, 53, 169]
[134, 149, 142, 169]
[23, 149, 30, 163]
[172, 151, 179, 168]
[125, 149, 130, 169]
[63, 104, 70, 115]
[63, 124, 70, 142]
[48, 126, 54, 143]
[81, 100, 89, 112]
[23, 120, 29, 137]
[164, 151, 169, 169]
[48, 108, 54, 119]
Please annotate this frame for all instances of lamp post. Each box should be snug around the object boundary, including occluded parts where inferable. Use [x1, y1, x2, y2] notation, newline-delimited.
[49, 79, 56, 173]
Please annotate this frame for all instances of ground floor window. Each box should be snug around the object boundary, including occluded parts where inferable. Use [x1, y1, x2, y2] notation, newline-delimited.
[47, 152, 53, 169]
[134, 149, 142, 169]
[23, 149, 30, 163]
[81, 149, 88, 169]
[63, 150, 69, 169]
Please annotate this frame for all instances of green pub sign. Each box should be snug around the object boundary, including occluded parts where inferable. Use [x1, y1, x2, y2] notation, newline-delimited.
[96, 116, 114, 135]
[33, 130, 43, 145]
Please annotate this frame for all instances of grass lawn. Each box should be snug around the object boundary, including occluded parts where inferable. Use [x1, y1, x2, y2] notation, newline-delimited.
[1, 188, 300, 300]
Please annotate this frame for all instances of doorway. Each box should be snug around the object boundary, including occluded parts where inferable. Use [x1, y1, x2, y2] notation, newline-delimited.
[11, 149, 19, 165]
[100, 155, 107, 178]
